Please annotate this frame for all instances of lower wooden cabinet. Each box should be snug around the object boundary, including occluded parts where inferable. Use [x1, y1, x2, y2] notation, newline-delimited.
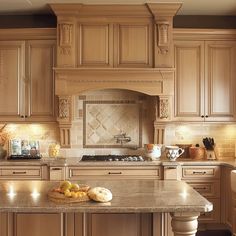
[181, 166, 221, 224]
[15, 213, 63, 236]
[0, 166, 42, 180]
[78, 213, 153, 236]
[67, 166, 162, 180]
[0, 212, 154, 236]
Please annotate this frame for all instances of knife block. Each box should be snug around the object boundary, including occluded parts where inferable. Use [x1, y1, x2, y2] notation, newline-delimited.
[206, 150, 216, 160]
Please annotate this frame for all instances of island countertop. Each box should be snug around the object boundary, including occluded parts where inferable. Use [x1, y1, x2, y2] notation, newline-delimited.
[0, 180, 213, 213]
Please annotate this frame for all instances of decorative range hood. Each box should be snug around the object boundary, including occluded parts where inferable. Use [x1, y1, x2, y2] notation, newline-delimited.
[50, 3, 182, 147]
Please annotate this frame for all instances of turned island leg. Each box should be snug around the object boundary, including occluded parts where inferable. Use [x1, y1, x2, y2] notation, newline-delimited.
[170, 212, 200, 236]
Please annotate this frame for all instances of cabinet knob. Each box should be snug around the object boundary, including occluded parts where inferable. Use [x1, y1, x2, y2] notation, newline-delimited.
[201, 115, 204, 118]
[25, 115, 28, 118]
[20, 115, 24, 118]
[205, 115, 208, 118]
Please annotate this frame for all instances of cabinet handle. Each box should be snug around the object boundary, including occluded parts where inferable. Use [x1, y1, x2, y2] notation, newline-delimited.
[69, 169, 72, 178]
[108, 172, 122, 175]
[12, 171, 27, 174]
[192, 171, 206, 175]
[51, 168, 62, 171]
[193, 187, 207, 190]
[166, 167, 176, 169]
[201, 115, 204, 118]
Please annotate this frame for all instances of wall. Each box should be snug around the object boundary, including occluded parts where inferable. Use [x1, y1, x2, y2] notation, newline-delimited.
[0, 15, 236, 29]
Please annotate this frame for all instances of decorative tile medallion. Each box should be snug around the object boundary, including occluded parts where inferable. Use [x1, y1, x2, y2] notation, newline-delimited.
[83, 100, 142, 148]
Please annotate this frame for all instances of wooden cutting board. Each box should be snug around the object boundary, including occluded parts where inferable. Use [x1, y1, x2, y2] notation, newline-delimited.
[48, 191, 90, 203]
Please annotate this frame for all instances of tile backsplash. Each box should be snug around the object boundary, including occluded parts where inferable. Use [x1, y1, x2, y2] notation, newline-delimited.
[68, 89, 155, 155]
[164, 123, 236, 159]
[2, 90, 236, 160]
[0, 123, 59, 157]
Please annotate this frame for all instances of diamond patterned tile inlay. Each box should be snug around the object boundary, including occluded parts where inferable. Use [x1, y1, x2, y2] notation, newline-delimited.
[84, 101, 141, 147]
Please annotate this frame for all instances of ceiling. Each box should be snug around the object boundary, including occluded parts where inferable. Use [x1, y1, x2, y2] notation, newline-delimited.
[1, 0, 236, 15]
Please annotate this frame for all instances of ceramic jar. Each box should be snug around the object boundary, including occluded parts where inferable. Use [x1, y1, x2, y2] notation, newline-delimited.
[144, 144, 162, 161]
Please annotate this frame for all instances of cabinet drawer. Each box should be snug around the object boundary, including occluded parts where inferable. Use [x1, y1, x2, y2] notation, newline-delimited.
[50, 167, 65, 181]
[182, 166, 220, 179]
[0, 167, 41, 179]
[199, 198, 220, 223]
[68, 167, 161, 180]
[186, 181, 220, 198]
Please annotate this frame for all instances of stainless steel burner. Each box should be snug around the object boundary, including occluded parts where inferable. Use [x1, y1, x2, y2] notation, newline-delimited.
[81, 155, 144, 162]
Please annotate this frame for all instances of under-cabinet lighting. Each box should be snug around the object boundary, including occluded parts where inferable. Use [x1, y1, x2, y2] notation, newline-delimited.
[7, 185, 16, 199]
[31, 189, 40, 199]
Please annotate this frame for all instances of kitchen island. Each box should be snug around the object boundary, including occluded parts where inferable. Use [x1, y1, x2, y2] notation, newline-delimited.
[0, 180, 212, 236]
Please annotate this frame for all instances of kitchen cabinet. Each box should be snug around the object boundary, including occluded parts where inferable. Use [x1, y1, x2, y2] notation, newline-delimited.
[67, 166, 158, 236]
[67, 166, 162, 180]
[221, 166, 233, 229]
[49, 166, 66, 181]
[75, 213, 152, 236]
[173, 30, 236, 122]
[77, 22, 153, 68]
[0, 166, 42, 180]
[0, 29, 56, 122]
[181, 165, 221, 223]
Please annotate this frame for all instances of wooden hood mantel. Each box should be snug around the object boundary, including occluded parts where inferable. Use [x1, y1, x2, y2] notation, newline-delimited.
[54, 68, 175, 96]
[50, 3, 182, 147]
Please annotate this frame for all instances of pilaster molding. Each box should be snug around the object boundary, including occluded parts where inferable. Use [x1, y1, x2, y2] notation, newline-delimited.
[153, 122, 166, 144]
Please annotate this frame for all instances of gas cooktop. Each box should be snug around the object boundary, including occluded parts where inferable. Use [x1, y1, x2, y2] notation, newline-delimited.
[81, 155, 144, 162]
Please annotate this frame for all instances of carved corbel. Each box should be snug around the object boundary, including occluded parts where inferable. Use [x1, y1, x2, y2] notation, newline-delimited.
[155, 96, 171, 120]
[57, 96, 72, 148]
[57, 20, 76, 67]
[156, 21, 169, 54]
[58, 23, 73, 55]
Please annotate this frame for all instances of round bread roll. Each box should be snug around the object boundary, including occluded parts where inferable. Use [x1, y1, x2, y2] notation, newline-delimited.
[88, 187, 112, 202]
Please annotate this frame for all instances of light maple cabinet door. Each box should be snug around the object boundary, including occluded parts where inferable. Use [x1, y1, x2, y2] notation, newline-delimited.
[222, 166, 233, 229]
[174, 38, 236, 122]
[25, 40, 56, 121]
[76, 213, 152, 236]
[0, 41, 25, 122]
[14, 213, 63, 236]
[77, 23, 113, 67]
[114, 23, 153, 67]
[174, 40, 205, 121]
[204, 41, 236, 122]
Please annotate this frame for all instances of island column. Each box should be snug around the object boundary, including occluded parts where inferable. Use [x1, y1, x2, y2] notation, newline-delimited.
[170, 212, 200, 236]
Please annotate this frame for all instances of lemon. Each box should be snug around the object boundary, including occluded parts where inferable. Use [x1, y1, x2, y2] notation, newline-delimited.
[70, 183, 80, 192]
[60, 181, 72, 192]
[64, 190, 72, 198]
[71, 191, 77, 198]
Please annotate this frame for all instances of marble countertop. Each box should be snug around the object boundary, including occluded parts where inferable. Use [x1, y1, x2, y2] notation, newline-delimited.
[0, 157, 236, 168]
[0, 180, 212, 213]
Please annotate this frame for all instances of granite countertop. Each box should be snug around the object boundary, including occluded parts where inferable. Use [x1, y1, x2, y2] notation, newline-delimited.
[0, 180, 212, 213]
[0, 157, 236, 168]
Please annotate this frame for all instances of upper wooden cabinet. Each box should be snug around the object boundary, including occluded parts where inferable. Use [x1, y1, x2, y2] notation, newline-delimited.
[51, 3, 182, 69]
[0, 29, 56, 122]
[77, 22, 153, 68]
[173, 29, 236, 122]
